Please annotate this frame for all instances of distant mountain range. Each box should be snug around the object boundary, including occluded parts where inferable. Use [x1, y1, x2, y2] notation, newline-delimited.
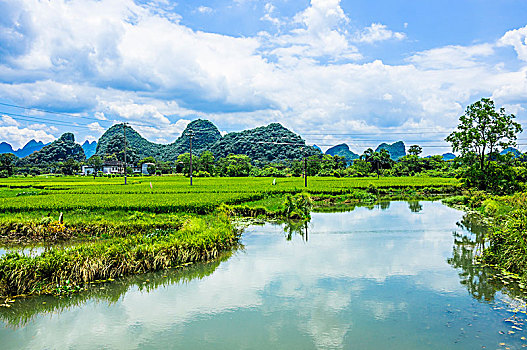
[375, 141, 406, 160]
[325, 144, 360, 164]
[17, 133, 85, 166]
[5, 119, 523, 166]
[0, 140, 50, 158]
[82, 140, 97, 158]
[325, 141, 406, 161]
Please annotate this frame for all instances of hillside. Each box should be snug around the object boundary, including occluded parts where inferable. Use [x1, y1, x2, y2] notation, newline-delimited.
[17, 133, 85, 165]
[500, 147, 521, 157]
[95, 124, 161, 161]
[210, 123, 321, 165]
[162, 119, 222, 160]
[375, 141, 406, 160]
[95, 119, 221, 161]
[325, 144, 359, 164]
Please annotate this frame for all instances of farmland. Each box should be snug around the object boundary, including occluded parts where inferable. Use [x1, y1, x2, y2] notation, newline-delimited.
[0, 175, 459, 216]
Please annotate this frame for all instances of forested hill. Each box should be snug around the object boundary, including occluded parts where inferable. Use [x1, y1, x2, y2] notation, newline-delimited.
[95, 124, 161, 161]
[375, 141, 406, 160]
[95, 119, 222, 161]
[325, 144, 360, 164]
[17, 133, 85, 165]
[163, 119, 222, 160]
[210, 123, 321, 165]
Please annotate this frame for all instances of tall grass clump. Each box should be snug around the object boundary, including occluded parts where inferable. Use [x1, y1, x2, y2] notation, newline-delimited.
[0, 214, 240, 297]
[482, 207, 527, 280]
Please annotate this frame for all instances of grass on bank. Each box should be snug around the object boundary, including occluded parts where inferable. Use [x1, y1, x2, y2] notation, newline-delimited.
[0, 213, 240, 297]
[443, 192, 527, 282]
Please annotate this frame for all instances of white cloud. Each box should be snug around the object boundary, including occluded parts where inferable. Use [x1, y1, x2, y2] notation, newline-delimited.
[0, 0, 525, 153]
[260, 2, 281, 29]
[499, 25, 527, 61]
[0, 124, 56, 149]
[0, 115, 20, 127]
[408, 44, 495, 69]
[356, 23, 406, 44]
[87, 122, 105, 133]
[196, 6, 213, 14]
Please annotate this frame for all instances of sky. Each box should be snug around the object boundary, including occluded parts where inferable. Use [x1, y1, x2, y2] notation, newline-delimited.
[0, 0, 526, 155]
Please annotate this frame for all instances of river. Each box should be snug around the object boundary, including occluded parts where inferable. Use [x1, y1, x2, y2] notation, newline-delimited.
[1, 201, 526, 349]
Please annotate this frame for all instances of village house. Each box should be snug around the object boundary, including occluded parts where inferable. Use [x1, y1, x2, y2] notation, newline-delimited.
[82, 161, 155, 175]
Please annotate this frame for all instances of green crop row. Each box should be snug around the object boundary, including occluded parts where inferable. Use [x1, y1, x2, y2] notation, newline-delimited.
[0, 176, 459, 215]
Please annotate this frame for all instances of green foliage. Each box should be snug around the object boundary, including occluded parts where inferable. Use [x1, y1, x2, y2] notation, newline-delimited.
[446, 98, 523, 193]
[216, 154, 252, 177]
[138, 156, 156, 165]
[17, 133, 85, 166]
[198, 151, 215, 174]
[361, 148, 393, 178]
[408, 145, 422, 156]
[483, 207, 527, 279]
[59, 158, 80, 176]
[210, 123, 321, 166]
[282, 193, 312, 220]
[0, 153, 17, 177]
[176, 153, 199, 176]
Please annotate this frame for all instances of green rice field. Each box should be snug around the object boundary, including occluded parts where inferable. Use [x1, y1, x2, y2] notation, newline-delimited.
[0, 175, 459, 215]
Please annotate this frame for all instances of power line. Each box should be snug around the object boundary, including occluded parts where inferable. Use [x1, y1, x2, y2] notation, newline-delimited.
[0, 111, 94, 129]
[0, 103, 171, 130]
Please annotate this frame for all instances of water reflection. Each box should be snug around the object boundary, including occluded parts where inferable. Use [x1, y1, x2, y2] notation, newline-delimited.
[447, 213, 526, 302]
[408, 201, 423, 213]
[283, 220, 309, 241]
[0, 251, 233, 328]
[2, 202, 527, 350]
[378, 201, 391, 210]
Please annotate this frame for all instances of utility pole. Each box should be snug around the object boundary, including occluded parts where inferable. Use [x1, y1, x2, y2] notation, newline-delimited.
[123, 122, 128, 185]
[303, 147, 307, 188]
[257, 140, 308, 188]
[188, 130, 194, 186]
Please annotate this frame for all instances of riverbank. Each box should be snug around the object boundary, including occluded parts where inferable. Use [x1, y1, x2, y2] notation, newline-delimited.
[443, 191, 527, 282]
[0, 213, 240, 297]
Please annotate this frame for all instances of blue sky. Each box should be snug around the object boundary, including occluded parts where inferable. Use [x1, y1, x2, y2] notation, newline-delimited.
[0, 0, 526, 155]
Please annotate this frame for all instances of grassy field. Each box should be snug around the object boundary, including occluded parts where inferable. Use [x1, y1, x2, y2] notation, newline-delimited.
[0, 175, 459, 216]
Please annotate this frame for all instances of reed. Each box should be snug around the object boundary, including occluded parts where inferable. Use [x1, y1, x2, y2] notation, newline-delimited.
[0, 215, 240, 297]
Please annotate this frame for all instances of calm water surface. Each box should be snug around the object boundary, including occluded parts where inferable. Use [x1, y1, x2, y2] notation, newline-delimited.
[1, 201, 526, 349]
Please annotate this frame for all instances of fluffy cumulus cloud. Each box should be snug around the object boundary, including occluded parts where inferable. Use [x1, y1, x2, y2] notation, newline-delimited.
[0, 0, 525, 154]
[499, 25, 527, 62]
[355, 23, 406, 43]
[0, 115, 56, 149]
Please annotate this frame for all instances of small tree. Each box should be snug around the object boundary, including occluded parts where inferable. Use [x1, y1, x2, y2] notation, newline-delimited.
[60, 158, 80, 175]
[446, 98, 522, 176]
[87, 155, 104, 178]
[408, 145, 422, 156]
[362, 148, 392, 178]
[199, 151, 215, 174]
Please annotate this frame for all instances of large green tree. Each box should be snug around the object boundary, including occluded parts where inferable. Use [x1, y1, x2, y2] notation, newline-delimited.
[0, 153, 17, 177]
[361, 148, 392, 178]
[446, 98, 522, 175]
